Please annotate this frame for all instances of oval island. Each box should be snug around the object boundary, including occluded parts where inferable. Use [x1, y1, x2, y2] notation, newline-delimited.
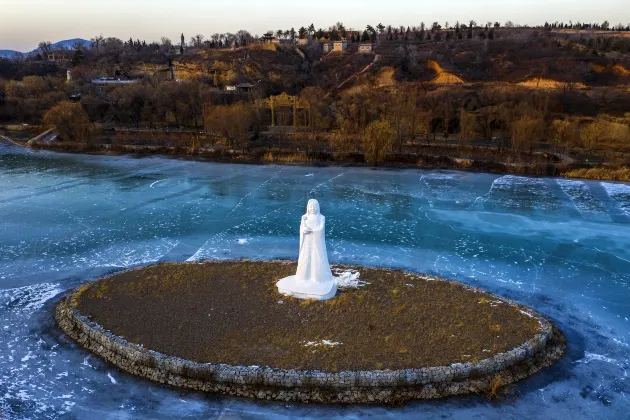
[56, 261, 565, 403]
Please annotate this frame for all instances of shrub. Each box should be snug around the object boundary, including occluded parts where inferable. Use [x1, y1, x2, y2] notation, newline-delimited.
[42, 101, 95, 143]
[362, 119, 394, 165]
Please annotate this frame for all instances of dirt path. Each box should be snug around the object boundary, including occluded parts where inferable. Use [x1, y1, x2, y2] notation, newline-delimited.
[325, 54, 380, 98]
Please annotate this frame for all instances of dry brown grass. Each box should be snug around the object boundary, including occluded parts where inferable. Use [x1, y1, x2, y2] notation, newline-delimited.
[427, 60, 465, 85]
[518, 78, 587, 90]
[591, 63, 607, 73]
[612, 64, 630, 77]
[591, 63, 630, 77]
[375, 67, 396, 87]
[76, 261, 542, 372]
[486, 375, 503, 400]
[249, 43, 276, 52]
[263, 152, 311, 163]
[563, 167, 630, 182]
[72, 284, 91, 307]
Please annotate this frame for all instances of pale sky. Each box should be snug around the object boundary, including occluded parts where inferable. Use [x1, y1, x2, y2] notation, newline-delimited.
[1, 0, 629, 51]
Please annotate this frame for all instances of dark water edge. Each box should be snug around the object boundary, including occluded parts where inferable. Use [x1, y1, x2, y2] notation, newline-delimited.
[23, 139, 588, 179]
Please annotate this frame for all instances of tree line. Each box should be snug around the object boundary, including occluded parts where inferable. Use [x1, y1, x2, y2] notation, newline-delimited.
[24, 78, 630, 167]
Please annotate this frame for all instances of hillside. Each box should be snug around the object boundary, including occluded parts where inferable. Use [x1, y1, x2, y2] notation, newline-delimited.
[0, 50, 21, 58]
[0, 38, 90, 58]
[2, 27, 630, 178]
[46, 38, 90, 51]
[361, 34, 630, 88]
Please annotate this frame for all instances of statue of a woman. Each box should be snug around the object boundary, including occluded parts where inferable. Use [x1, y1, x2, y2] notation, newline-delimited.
[277, 199, 337, 300]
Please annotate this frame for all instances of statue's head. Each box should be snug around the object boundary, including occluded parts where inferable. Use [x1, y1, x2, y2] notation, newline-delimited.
[307, 199, 320, 215]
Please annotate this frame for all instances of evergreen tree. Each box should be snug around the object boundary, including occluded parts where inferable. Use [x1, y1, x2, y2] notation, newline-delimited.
[71, 48, 84, 66]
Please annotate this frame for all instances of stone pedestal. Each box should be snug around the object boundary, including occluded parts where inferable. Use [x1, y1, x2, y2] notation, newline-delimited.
[276, 276, 337, 300]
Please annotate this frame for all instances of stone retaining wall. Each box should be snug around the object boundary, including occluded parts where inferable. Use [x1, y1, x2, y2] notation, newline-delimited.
[56, 279, 565, 403]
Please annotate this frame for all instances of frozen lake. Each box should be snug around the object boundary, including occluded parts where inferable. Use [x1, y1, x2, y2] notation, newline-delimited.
[1, 142, 629, 419]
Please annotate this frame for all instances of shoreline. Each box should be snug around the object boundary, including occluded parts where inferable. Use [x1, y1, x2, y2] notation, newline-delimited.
[3, 138, 629, 183]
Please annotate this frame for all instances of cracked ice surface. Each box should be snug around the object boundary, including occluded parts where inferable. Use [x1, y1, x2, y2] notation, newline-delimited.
[1, 142, 630, 419]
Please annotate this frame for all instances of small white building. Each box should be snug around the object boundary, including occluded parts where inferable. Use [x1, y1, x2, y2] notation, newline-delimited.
[91, 77, 139, 86]
[358, 43, 373, 54]
[333, 40, 348, 52]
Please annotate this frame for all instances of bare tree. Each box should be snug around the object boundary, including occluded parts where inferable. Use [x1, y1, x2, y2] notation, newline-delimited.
[38, 41, 52, 55]
[362, 119, 394, 164]
[91, 34, 104, 51]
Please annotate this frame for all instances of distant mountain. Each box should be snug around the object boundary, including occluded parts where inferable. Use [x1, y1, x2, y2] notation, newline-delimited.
[0, 39, 90, 58]
[0, 50, 21, 58]
[46, 38, 91, 51]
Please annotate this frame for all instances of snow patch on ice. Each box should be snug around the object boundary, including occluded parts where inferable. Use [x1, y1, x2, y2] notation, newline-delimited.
[602, 182, 630, 216]
[21, 352, 35, 362]
[557, 179, 607, 217]
[1, 282, 62, 312]
[577, 352, 622, 368]
[303, 340, 342, 347]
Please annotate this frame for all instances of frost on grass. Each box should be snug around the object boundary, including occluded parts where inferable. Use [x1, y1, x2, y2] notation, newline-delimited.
[302, 340, 343, 348]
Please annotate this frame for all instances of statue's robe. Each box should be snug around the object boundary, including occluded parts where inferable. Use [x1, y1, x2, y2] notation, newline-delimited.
[296, 214, 334, 284]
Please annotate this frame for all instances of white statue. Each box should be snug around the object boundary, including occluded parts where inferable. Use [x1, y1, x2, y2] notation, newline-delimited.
[277, 199, 337, 300]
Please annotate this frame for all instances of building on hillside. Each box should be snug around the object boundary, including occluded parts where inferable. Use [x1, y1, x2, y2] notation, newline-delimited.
[358, 43, 373, 53]
[322, 42, 334, 53]
[261, 34, 277, 44]
[91, 77, 139, 97]
[235, 83, 254, 93]
[47, 53, 69, 62]
[224, 83, 254, 93]
[91, 77, 139, 86]
[333, 40, 348, 52]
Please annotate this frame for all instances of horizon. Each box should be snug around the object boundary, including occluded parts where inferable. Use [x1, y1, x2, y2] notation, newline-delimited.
[2, 0, 630, 51]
